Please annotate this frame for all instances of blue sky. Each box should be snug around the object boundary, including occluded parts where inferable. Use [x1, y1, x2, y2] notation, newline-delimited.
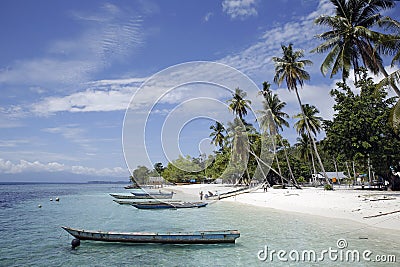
[1, 0, 399, 182]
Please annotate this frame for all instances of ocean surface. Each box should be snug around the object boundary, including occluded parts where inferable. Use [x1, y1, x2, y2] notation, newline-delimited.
[0, 183, 399, 266]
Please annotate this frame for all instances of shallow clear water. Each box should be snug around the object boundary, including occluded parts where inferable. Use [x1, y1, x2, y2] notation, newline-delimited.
[0, 183, 399, 266]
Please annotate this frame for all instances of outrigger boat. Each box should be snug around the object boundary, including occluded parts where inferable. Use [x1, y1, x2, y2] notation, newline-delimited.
[131, 191, 174, 197]
[113, 199, 182, 205]
[109, 193, 173, 199]
[132, 201, 207, 209]
[62, 226, 240, 244]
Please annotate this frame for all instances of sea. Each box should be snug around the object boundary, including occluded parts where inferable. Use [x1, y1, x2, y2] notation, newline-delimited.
[0, 183, 399, 266]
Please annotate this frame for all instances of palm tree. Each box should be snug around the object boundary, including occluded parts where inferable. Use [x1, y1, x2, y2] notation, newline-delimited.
[296, 133, 311, 162]
[296, 133, 314, 175]
[258, 90, 290, 134]
[377, 17, 400, 132]
[226, 117, 250, 184]
[227, 88, 252, 121]
[209, 121, 226, 149]
[294, 104, 323, 180]
[273, 43, 330, 185]
[311, 0, 400, 95]
[294, 104, 323, 136]
[257, 83, 294, 186]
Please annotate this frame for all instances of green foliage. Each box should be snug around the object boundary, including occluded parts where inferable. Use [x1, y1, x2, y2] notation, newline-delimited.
[162, 155, 205, 183]
[324, 183, 333, 191]
[312, 0, 396, 81]
[132, 165, 150, 185]
[323, 69, 400, 181]
[153, 162, 164, 174]
[297, 176, 306, 184]
[227, 88, 252, 120]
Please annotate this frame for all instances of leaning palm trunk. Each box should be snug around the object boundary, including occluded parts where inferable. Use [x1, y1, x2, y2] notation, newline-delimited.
[308, 137, 317, 184]
[294, 88, 330, 185]
[248, 149, 301, 189]
[278, 137, 298, 187]
[266, 110, 285, 186]
[379, 66, 400, 97]
[271, 135, 284, 185]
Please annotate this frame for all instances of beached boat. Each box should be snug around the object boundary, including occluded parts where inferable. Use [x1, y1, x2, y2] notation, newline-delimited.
[109, 194, 173, 200]
[62, 226, 239, 244]
[124, 184, 140, 189]
[113, 199, 182, 205]
[132, 202, 207, 209]
[131, 191, 174, 197]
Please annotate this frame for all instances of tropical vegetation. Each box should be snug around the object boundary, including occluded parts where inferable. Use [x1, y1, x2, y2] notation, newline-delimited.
[129, 0, 400, 190]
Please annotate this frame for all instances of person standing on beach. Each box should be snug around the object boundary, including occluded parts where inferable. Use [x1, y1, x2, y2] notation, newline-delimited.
[199, 191, 203, 200]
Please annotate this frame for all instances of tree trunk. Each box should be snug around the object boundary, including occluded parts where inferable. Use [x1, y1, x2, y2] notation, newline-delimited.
[380, 66, 400, 97]
[307, 132, 317, 184]
[294, 88, 331, 185]
[279, 137, 297, 187]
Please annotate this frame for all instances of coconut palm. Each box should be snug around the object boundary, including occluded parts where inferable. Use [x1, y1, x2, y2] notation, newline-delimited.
[226, 117, 250, 184]
[294, 104, 323, 136]
[227, 88, 252, 121]
[296, 133, 311, 162]
[312, 0, 400, 94]
[295, 133, 312, 171]
[273, 43, 330, 185]
[294, 104, 323, 179]
[258, 90, 290, 134]
[257, 83, 294, 186]
[377, 17, 400, 132]
[209, 121, 226, 149]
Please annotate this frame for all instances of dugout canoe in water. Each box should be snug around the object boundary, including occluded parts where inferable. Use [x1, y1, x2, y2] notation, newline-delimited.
[62, 226, 240, 244]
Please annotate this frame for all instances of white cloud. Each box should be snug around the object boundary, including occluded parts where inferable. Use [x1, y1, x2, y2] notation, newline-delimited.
[204, 12, 213, 22]
[218, 0, 337, 82]
[0, 158, 126, 177]
[30, 78, 145, 115]
[222, 0, 258, 20]
[275, 83, 335, 121]
[0, 3, 145, 89]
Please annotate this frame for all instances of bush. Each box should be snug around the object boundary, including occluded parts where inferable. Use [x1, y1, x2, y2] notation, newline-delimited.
[324, 183, 333, 190]
[297, 176, 306, 184]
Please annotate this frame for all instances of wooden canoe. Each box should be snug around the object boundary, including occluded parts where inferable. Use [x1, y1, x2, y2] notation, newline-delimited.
[62, 226, 240, 244]
[132, 202, 207, 209]
[113, 199, 182, 205]
[109, 194, 173, 199]
[131, 192, 174, 198]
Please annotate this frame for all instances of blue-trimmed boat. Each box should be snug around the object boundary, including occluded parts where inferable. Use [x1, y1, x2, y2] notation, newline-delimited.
[131, 191, 174, 198]
[113, 199, 182, 205]
[109, 193, 173, 199]
[62, 226, 240, 244]
[132, 201, 207, 209]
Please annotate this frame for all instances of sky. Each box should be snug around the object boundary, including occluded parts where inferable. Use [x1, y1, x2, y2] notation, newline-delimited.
[1, 0, 399, 182]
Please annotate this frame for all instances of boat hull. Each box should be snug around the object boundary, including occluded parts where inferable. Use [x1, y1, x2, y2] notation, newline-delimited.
[132, 202, 208, 209]
[109, 194, 173, 199]
[131, 192, 174, 198]
[113, 199, 182, 205]
[62, 227, 239, 244]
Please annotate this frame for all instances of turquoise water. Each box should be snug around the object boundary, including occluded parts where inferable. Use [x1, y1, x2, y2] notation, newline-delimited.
[0, 183, 399, 266]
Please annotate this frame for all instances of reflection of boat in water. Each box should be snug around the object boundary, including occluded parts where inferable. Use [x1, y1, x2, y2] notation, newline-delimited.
[62, 226, 240, 244]
[109, 193, 173, 199]
[132, 202, 207, 209]
[113, 199, 182, 205]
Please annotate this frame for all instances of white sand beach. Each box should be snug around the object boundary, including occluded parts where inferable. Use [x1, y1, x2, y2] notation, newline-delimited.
[167, 184, 400, 231]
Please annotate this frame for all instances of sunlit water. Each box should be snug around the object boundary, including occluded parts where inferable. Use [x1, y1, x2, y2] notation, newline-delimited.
[0, 183, 399, 266]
